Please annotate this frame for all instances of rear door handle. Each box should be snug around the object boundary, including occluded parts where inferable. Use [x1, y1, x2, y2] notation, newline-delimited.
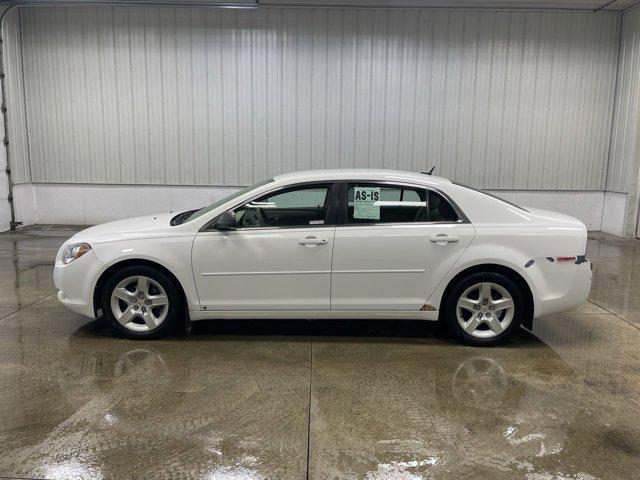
[430, 234, 459, 245]
[299, 236, 328, 247]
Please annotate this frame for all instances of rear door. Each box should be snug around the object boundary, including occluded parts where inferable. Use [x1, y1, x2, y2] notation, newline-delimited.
[330, 182, 475, 310]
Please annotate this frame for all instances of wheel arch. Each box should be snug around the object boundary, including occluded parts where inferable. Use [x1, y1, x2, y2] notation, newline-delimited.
[93, 258, 189, 318]
[438, 263, 534, 330]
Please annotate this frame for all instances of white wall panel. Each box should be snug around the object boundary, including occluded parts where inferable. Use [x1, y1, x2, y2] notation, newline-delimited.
[601, 190, 626, 236]
[13, 183, 605, 230]
[8, 6, 620, 190]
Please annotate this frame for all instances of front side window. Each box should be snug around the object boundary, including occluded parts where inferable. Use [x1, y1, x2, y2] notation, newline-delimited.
[346, 183, 428, 224]
[234, 184, 331, 228]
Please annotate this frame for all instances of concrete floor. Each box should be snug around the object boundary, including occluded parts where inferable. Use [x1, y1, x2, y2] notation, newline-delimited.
[0, 227, 639, 480]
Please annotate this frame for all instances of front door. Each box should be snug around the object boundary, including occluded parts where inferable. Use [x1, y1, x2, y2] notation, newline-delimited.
[192, 183, 337, 311]
[330, 182, 475, 310]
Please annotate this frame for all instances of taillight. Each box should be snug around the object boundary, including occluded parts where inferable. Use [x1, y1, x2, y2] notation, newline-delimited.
[556, 256, 577, 262]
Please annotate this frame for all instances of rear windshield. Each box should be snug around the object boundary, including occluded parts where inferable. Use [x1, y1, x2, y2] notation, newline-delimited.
[453, 182, 529, 213]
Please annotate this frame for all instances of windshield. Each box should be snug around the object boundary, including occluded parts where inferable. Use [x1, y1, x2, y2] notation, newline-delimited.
[453, 182, 529, 213]
[185, 178, 274, 222]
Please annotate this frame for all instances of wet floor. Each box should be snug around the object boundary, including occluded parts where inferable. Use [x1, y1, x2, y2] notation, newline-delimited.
[0, 226, 639, 479]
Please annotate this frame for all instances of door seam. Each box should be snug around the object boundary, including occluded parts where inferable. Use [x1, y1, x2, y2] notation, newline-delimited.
[329, 226, 337, 310]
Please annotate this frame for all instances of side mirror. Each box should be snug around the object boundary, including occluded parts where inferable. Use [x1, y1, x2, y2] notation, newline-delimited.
[214, 211, 238, 231]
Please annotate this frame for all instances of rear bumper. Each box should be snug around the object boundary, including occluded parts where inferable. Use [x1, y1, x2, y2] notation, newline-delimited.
[530, 258, 592, 318]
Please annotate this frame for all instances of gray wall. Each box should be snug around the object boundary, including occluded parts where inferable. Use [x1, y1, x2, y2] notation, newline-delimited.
[607, 5, 640, 194]
[606, 6, 640, 236]
[5, 5, 620, 191]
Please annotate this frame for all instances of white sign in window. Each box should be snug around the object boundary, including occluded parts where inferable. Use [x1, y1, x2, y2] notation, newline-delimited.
[353, 187, 381, 220]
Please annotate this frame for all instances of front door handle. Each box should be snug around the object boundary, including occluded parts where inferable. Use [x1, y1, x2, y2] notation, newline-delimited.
[430, 234, 460, 245]
[299, 236, 328, 247]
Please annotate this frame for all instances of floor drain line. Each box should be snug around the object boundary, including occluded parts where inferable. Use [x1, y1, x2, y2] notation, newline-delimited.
[305, 336, 313, 480]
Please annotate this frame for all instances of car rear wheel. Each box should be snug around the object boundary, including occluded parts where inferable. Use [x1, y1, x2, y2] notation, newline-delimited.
[100, 265, 182, 339]
[443, 272, 524, 346]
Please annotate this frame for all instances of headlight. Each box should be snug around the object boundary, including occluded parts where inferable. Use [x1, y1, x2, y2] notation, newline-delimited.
[62, 243, 92, 264]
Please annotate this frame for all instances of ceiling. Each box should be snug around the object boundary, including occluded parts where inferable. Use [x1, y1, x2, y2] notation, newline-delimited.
[261, 0, 639, 10]
[0, 0, 637, 11]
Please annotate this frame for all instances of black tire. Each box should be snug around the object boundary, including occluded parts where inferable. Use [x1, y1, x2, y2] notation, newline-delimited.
[442, 271, 524, 347]
[100, 265, 183, 340]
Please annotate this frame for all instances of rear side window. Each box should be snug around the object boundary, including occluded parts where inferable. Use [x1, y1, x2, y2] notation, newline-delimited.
[346, 184, 428, 224]
[429, 191, 459, 222]
[345, 184, 461, 224]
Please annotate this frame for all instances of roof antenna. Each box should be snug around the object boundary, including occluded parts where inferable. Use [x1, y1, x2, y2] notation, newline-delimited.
[422, 166, 435, 175]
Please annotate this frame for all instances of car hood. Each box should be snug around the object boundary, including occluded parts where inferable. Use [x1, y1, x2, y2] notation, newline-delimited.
[68, 212, 179, 245]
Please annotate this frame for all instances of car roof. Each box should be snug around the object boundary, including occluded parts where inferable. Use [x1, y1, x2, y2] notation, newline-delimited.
[273, 168, 452, 186]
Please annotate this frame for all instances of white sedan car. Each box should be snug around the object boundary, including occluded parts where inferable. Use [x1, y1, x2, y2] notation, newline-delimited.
[54, 169, 592, 346]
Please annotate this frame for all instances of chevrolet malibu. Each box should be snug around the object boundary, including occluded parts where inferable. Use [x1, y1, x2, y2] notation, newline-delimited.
[54, 169, 592, 346]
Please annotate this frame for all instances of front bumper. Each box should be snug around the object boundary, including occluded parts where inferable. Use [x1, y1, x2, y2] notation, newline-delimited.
[54, 250, 106, 318]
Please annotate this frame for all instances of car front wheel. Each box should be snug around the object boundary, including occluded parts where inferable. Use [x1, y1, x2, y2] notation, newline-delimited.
[443, 272, 524, 346]
[100, 265, 182, 339]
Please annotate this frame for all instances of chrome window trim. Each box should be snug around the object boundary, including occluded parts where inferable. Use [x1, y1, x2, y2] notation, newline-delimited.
[198, 225, 337, 235]
[336, 221, 465, 228]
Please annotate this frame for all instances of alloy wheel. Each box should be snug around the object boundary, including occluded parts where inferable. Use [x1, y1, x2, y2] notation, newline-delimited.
[455, 282, 514, 339]
[110, 275, 169, 332]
